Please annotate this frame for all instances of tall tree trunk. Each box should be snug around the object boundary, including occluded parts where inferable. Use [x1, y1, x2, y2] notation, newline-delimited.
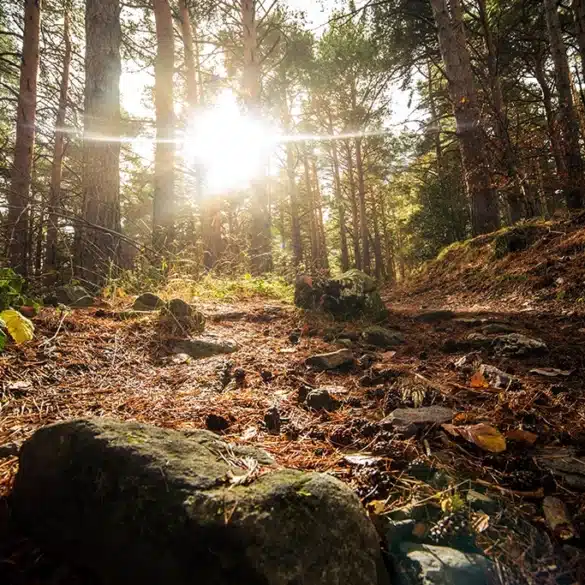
[379, 193, 395, 282]
[544, 0, 584, 209]
[430, 0, 500, 235]
[79, 0, 121, 285]
[178, 0, 222, 269]
[344, 140, 361, 269]
[311, 156, 329, 271]
[573, 0, 585, 86]
[6, 0, 41, 277]
[152, 0, 175, 252]
[477, 0, 528, 222]
[241, 0, 272, 274]
[45, 10, 71, 285]
[533, 52, 567, 181]
[302, 144, 320, 271]
[354, 137, 371, 273]
[330, 139, 349, 271]
[427, 63, 443, 174]
[371, 191, 384, 280]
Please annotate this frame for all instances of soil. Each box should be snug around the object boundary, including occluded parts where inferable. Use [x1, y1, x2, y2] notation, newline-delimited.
[1, 290, 585, 584]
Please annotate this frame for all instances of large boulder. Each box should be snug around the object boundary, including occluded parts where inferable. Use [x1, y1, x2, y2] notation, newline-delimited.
[11, 419, 387, 585]
[45, 284, 95, 307]
[294, 270, 388, 320]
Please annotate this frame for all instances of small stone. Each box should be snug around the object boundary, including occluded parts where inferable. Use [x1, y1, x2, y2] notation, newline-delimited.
[166, 298, 193, 318]
[234, 368, 246, 387]
[205, 413, 231, 433]
[415, 310, 456, 323]
[297, 384, 313, 403]
[47, 285, 95, 308]
[479, 364, 518, 390]
[264, 407, 281, 434]
[260, 370, 273, 383]
[359, 368, 401, 387]
[380, 406, 453, 429]
[336, 338, 353, 348]
[288, 330, 301, 344]
[173, 336, 238, 359]
[466, 490, 498, 514]
[132, 292, 164, 311]
[362, 326, 405, 349]
[480, 323, 516, 335]
[395, 542, 497, 585]
[493, 333, 548, 357]
[305, 348, 354, 370]
[305, 389, 341, 411]
[385, 520, 417, 551]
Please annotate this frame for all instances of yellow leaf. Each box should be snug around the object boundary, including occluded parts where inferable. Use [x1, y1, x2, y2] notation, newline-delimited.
[366, 500, 387, 515]
[442, 423, 506, 453]
[0, 309, 34, 344]
[471, 511, 490, 533]
[505, 429, 538, 445]
[470, 370, 489, 388]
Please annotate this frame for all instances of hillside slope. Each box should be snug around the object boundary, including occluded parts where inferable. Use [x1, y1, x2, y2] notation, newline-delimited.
[388, 213, 585, 312]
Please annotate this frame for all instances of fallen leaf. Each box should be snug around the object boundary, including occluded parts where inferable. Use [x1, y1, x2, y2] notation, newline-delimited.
[412, 522, 427, 538]
[0, 309, 34, 344]
[505, 429, 538, 445]
[442, 423, 507, 453]
[366, 500, 387, 515]
[470, 370, 489, 388]
[530, 368, 573, 377]
[6, 380, 32, 392]
[543, 496, 578, 540]
[381, 351, 397, 360]
[471, 511, 490, 533]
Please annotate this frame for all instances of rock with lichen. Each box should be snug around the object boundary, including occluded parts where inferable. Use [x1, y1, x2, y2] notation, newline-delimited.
[12, 419, 388, 585]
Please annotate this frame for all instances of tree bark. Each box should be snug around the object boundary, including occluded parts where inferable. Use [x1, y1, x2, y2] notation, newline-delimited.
[477, 0, 529, 223]
[6, 0, 41, 277]
[370, 191, 384, 281]
[430, 0, 500, 235]
[302, 144, 320, 271]
[344, 140, 361, 269]
[533, 51, 567, 181]
[330, 139, 349, 272]
[241, 0, 272, 274]
[354, 137, 371, 273]
[45, 10, 71, 285]
[544, 0, 584, 209]
[152, 0, 175, 252]
[79, 0, 121, 285]
[573, 0, 585, 87]
[311, 155, 329, 271]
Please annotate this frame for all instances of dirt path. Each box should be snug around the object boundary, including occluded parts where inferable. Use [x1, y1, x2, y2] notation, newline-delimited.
[1, 297, 584, 583]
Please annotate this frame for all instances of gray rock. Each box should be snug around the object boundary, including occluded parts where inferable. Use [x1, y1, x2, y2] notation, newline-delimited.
[166, 298, 194, 318]
[493, 333, 548, 357]
[537, 447, 585, 491]
[336, 338, 354, 348]
[47, 285, 95, 308]
[380, 406, 453, 429]
[395, 542, 497, 585]
[132, 292, 164, 311]
[305, 389, 341, 411]
[479, 364, 518, 390]
[466, 490, 498, 514]
[415, 310, 456, 323]
[305, 348, 354, 370]
[210, 310, 247, 322]
[295, 270, 388, 320]
[479, 323, 516, 335]
[362, 326, 405, 349]
[173, 335, 238, 359]
[12, 419, 388, 585]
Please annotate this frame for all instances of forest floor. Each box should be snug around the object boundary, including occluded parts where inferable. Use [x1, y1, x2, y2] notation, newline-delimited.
[1, 268, 585, 582]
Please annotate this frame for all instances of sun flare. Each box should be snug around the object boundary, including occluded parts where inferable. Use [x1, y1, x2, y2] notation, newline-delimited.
[182, 89, 280, 195]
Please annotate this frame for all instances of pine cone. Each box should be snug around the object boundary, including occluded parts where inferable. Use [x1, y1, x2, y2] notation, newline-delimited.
[428, 510, 474, 549]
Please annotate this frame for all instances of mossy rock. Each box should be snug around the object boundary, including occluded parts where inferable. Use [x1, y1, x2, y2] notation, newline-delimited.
[160, 298, 205, 335]
[493, 225, 546, 259]
[132, 292, 165, 311]
[294, 270, 388, 321]
[12, 419, 388, 585]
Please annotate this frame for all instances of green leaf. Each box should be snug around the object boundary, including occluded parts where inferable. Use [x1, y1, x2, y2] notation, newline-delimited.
[0, 330, 6, 352]
[0, 309, 34, 344]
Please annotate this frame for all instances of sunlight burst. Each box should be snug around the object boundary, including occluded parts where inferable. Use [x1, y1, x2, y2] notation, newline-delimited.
[182, 89, 280, 195]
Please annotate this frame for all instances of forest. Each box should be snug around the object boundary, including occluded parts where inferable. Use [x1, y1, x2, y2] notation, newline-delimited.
[1, 1, 585, 585]
[2, 0, 585, 285]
